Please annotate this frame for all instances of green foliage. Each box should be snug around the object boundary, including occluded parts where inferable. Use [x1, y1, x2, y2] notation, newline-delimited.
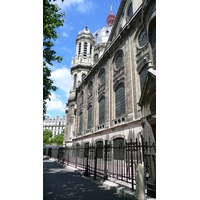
[43, 0, 65, 119]
[43, 129, 53, 145]
[52, 129, 65, 146]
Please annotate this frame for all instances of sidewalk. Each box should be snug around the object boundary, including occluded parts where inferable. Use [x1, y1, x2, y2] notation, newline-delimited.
[45, 156, 156, 200]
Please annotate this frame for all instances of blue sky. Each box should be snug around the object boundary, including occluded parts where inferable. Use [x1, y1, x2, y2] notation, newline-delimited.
[46, 0, 121, 118]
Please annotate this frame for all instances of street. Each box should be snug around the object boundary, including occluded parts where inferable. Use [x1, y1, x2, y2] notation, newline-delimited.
[43, 157, 130, 200]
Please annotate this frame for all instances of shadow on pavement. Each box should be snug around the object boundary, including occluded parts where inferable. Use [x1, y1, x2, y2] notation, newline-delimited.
[43, 158, 129, 200]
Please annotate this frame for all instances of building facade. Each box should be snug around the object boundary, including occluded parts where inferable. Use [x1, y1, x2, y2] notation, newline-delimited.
[64, 0, 156, 147]
[64, 0, 156, 195]
[43, 116, 66, 137]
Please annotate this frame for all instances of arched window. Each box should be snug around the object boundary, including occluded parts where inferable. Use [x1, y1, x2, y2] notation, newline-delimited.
[88, 82, 93, 96]
[128, 3, 133, 18]
[99, 69, 105, 85]
[94, 53, 99, 63]
[84, 42, 87, 57]
[150, 23, 156, 68]
[115, 83, 125, 118]
[115, 53, 123, 70]
[113, 138, 124, 160]
[73, 74, 77, 90]
[96, 141, 103, 158]
[79, 112, 83, 134]
[99, 96, 105, 125]
[88, 105, 92, 129]
[82, 73, 86, 81]
[78, 43, 81, 56]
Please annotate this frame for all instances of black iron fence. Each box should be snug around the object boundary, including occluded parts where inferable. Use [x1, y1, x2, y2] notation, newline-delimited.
[43, 136, 156, 197]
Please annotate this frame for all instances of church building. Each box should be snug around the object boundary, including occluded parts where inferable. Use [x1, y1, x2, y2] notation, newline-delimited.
[64, 0, 156, 195]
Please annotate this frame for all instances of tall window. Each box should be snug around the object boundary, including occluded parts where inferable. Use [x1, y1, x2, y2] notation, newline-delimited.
[128, 3, 133, 18]
[88, 105, 92, 129]
[73, 74, 77, 90]
[115, 83, 125, 118]
[78, 43, 81, 56]
[82, 73, 86, 81]
[100, 70, 105, 85]
[99, 96, 105, 124]
[150, 23, 156, 68]
[88, 82, 93, 96]
[79, 112, 83, 134]
[90, 45, 92, 55]
[84, 143, 89, 157]
[96, 141, 103, 158]
[84, 42, 87, 57]
[94, 54, 99, 63]
[113, 138, 124, 160]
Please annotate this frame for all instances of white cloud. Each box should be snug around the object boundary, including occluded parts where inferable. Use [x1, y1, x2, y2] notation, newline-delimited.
[54, 0, 95, 14]
[51, 67, 71, 99]
[46, 67, 71, 115]
[77, 0, 95, 14]
[62, 31, 68, 38]
[46, 93, 65, 112]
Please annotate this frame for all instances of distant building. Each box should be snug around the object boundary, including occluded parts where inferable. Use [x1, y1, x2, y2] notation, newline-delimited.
[43, 116, 66, 137]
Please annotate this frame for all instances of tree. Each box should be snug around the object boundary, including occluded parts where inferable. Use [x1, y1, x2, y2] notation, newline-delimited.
[52, 129, 65, 146]
[43, 129, 53, 145]
[43, 0, 65, 119]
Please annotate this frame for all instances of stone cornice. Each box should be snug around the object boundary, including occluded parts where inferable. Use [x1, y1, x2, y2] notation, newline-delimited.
[71, 64, 92, 74]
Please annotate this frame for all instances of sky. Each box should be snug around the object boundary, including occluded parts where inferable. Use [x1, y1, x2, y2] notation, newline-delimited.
[46, 0, 121, 118]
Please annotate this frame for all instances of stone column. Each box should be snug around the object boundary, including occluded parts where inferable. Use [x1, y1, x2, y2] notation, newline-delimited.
[76, 43, 78, 56]
[87, 42, 90, 55]
[91, 44, 94, 65]
[81, 41, 84, 55]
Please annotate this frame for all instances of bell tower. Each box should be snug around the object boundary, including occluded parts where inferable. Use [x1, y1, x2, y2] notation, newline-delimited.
[64, 27, 95, 145]
[69, 26, 95, 101]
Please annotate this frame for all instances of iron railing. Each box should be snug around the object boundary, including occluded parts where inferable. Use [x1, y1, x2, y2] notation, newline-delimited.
[43, 136, 156, 197]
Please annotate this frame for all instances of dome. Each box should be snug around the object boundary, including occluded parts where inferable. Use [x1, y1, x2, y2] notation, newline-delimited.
[93, 26, 112, 46]
[93, 6, 115, 46]
[78, 26, 93, 37]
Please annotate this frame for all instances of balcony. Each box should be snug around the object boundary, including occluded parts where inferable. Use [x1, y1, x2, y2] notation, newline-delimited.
[112, 115, 126, 126]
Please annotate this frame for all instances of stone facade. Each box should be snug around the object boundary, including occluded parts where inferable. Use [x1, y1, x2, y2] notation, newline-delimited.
[64, 0, 156, 151]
